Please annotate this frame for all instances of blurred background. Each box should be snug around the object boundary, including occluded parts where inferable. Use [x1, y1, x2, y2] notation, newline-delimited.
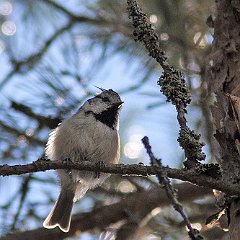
[0, 0, 227, 239]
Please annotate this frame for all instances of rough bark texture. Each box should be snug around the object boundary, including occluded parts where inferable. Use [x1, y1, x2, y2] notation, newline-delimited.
[205, 1, 240, 238]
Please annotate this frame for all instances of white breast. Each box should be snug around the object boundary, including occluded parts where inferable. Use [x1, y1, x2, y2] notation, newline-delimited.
[45, 111, 120, 194]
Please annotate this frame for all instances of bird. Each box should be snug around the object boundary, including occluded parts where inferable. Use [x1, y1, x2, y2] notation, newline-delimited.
[43, 89, 123, 232]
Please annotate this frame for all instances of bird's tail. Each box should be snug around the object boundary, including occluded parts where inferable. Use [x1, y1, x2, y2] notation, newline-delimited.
[43, 188, 75, 232]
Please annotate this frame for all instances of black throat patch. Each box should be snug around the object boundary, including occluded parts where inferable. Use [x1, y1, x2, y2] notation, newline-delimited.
[86, 106, 119, 129]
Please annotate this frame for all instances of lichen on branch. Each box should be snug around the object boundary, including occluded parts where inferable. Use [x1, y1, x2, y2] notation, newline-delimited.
[159, 68, 191, 108]
[127, 0, 205, 165]
[178, 127, 206, 163]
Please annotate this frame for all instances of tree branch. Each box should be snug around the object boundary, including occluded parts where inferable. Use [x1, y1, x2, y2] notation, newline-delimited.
[127, 0, 205, 168]
[2, 183, 212, 240]
[0, 9, 112, 90]
[42, 0, 77, 18]
[142, 136, 203, 239]
[11, 101, 61, 129]
[0, 20, 75, 90]
[1, 159, 240, 195]
[0, 121, 45, 146]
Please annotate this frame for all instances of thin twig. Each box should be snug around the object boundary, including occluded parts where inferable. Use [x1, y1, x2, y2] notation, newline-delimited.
[0, 13, 109, 91]
[42, 0, 76, 18]
[142, 136, 203, 240]
[11, 175, 33, 230]
[2, 183, 211, 240]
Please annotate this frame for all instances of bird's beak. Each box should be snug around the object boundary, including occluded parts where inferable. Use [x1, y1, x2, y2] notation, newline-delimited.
[115, 101, 124, 108]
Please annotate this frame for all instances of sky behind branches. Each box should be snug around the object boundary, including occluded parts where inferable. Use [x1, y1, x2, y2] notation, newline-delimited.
[0, 0, 213, 238]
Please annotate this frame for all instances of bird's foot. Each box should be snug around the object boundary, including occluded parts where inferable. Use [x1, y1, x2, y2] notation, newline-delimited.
[94, 160, 105, 178]
[62, 158, 73, 176]
[63, 157, 72, 165]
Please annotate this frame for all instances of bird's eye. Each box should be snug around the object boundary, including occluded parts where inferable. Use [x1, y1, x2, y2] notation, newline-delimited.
[102, 97, 110, 102]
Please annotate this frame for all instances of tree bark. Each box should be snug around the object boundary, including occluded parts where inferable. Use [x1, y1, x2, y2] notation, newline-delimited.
[205, 1, 240, 239]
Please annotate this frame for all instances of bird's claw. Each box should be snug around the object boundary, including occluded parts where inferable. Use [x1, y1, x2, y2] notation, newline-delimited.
[95, 161, 105, 178]
[63, 158, 72, 165]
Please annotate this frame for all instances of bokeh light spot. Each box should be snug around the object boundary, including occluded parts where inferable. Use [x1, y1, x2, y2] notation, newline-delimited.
[17, 135, 27, 146]
[54, 96, 65, 106]
[124, 141, 142, 159]
[0, 1, 12, 16]
[26, 128, 34, 137]
[149, 14, 158, 24]
[117, 180, 135, 193]
[193, 32, 207, 48]
[1, 20, 16, 36]
[160, 33, 169, 41]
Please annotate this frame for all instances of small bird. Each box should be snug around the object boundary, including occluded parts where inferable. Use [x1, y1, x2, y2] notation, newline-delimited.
[43, 89, 123, 232]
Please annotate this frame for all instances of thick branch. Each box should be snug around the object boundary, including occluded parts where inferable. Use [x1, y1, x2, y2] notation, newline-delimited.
[2, 183, 212, 240]
[1, 160, 240, 195]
